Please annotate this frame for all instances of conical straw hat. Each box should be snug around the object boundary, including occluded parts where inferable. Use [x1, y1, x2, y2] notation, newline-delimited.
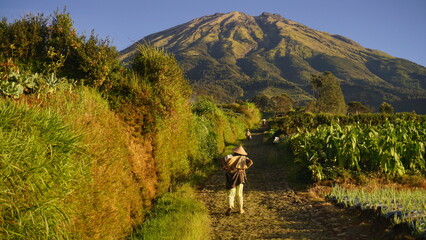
[232, 145, 248, 156]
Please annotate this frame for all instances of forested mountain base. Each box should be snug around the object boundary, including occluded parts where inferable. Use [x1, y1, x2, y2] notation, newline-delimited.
[120, 11, 426, 113]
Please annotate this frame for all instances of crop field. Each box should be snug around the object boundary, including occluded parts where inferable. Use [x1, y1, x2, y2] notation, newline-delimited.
[288, 119, 425, 181]
[329, 185, 426, 237]
[280, 115, 426, 238]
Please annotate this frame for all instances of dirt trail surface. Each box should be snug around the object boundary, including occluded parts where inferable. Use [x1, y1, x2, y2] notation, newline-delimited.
[197, 129, 386, 240]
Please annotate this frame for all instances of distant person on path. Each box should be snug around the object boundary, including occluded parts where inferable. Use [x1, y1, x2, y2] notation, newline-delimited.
[221, 146, 253, 216]
[261, 119, 267, 127]
[245, 129, 252, 140]
[273, 136, 280, 144]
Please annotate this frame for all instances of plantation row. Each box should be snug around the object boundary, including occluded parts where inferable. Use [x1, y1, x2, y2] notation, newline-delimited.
[329, 186, 426, 238]
[275, 113, 426, 238]
[286, 119, 425, 181]
[270, 112, 426, 135]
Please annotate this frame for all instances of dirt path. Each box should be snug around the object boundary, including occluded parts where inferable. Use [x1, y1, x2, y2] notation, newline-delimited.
[197, 129, 386, 240]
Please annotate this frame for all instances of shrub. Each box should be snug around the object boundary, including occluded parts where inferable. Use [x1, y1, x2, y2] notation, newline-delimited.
[0, 10, 122, 90]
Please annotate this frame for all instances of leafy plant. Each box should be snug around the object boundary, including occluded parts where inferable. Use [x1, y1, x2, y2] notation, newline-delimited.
[288, 120, 425, 181]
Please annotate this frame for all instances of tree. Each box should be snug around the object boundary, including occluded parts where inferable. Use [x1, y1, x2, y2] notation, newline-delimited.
[310, 71, 347, 115]
[0, 9, 122, 90]
[347, 101, 371, 115]
[251, 94, 272, 111]
[270, 94, 294, 113]
[379, 102, 394, 114]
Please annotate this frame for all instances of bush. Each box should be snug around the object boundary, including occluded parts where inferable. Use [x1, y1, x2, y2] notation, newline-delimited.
[0, 10, 122, 90]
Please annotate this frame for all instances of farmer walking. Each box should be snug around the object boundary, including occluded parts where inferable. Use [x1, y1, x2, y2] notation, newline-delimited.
[221, 145, 253, 216]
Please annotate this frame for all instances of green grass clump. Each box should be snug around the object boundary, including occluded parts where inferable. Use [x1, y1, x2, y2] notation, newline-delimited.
[0, 100, 88, 239]
[130, 184, 210, 240]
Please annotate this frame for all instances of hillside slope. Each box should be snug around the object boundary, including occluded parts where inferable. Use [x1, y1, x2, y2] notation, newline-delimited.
[120, 12, 426, 113]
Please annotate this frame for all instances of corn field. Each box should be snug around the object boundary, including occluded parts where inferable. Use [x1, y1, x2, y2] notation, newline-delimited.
[288, 120, 426, 181]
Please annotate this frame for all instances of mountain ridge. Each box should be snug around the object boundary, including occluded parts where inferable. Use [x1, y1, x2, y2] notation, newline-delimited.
[120, 11, 426, 113]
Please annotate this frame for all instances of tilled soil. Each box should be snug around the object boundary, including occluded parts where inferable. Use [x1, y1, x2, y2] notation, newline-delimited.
[197, 129, 388, 240]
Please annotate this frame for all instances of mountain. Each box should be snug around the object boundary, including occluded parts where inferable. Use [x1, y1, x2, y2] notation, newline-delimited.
[120, 12, 426, 113]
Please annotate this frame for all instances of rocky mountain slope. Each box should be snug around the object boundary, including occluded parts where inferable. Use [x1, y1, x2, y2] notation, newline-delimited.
[120, 12, 426, 113]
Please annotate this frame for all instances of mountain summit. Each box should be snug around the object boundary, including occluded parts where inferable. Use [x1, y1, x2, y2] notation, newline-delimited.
[120, 12, 426, 112]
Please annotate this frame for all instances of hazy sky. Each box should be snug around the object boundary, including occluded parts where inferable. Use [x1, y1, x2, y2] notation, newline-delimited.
[1, 0, 425, 67]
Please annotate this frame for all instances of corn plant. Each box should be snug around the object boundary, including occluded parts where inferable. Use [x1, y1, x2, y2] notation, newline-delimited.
[288, 120, 425, 181]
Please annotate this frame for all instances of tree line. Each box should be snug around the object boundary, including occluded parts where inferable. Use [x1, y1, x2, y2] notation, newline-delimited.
[251, 71, 395, 115]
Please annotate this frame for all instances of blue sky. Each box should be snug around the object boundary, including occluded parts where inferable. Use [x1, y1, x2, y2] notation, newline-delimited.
[1, 0, 425, 67]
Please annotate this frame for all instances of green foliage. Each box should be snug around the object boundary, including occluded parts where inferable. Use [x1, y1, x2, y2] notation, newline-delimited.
[270, 112, 426, 135]
[130, 185, 210, 240]
[221, 101, 261, 128]
[0, 10, 121, 90]
[0, 87, 163, 239]
[310, 71, 347, 114]
[39, 88, 154, 239]
[330, 186, 426, 237]
[251, 93, 294, 113]
[380, 101, 394, 114]
[192, 97, 218, 116]
[288, 120, 425, 182]
[347, 101, 371, 114]
[113, 44, 194, 194]
[0, 58, 72, 98]
[0, 100, 88, 239]
[192, 97, 258, 155]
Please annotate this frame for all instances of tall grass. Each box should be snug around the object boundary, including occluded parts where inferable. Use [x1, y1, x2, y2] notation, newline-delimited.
[35, 87, 156, 239]
[0, 100, 88, 239]
[0, 87, 157, 239]
[130, 184, 210, 240]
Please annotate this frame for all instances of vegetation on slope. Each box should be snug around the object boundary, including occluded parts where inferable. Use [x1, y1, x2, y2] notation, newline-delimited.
[0, 11, 261, 239]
